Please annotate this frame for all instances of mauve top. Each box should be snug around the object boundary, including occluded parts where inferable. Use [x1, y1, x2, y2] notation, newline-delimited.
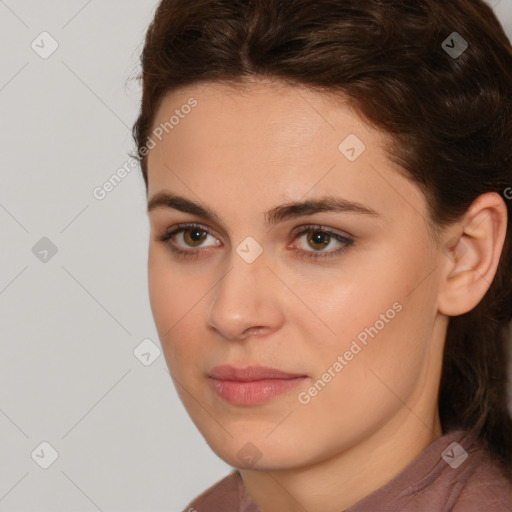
[182, 429, 512, 512]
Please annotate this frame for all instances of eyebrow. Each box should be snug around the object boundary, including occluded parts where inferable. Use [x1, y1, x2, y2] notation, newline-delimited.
[147, 192, 379, 225]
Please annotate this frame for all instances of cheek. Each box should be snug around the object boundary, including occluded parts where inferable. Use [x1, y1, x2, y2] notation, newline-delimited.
[147, 246, 200, 327]
[276, 253, 408, 353]
[147, 249, 188, 355]
[292, 237, 437, 385]
[288, 280, 436, 457]
[147, 247, 212, 374]
[148, 249, 173, 333]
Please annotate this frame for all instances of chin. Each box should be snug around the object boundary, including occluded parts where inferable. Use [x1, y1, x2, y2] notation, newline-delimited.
[202, 429, 311, 471]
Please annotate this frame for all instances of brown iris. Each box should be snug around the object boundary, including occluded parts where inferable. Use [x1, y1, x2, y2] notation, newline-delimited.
[183, 228, 208, 247]
[307, 231, 330, 250]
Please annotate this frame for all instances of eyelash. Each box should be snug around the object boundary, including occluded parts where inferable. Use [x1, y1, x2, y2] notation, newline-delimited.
[158, 223, 354, 260]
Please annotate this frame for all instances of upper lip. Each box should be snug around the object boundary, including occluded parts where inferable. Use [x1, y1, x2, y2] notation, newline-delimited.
[208, 365, 307, 382]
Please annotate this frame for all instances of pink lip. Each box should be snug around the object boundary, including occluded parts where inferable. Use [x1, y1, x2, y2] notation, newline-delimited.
[208, 365, 309, 406]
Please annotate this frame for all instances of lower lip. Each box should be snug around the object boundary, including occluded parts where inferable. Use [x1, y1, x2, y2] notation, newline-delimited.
[209, 377, 308, 406]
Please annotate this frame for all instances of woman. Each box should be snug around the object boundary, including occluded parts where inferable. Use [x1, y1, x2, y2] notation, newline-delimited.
[132, 0, 512, 510]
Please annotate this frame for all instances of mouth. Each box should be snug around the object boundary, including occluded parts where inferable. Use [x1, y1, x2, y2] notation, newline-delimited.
[207, 365, 309, 406]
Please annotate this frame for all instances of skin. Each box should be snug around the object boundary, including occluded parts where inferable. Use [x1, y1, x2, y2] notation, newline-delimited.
[145, 78, 507, 512]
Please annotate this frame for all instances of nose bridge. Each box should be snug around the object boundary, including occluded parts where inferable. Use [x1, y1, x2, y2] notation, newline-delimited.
[207, 246, 283, 340]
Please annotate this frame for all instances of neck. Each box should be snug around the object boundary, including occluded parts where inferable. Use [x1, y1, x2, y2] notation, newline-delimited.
[240, 411, 443, 512]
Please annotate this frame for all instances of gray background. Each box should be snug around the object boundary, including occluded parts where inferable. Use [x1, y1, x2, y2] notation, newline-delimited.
[0, 1, 511, 511]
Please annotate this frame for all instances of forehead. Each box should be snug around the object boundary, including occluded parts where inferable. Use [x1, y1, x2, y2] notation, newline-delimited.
[149, 78, 375, 157]
[145, 79, 427, 228]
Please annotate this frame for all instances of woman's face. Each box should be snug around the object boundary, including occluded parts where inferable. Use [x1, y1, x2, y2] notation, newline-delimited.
[146, 79, 447, 470]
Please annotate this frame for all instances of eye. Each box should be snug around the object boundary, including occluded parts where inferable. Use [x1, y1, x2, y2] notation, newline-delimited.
[290, 225, 354, 259]
[158, 223, 354, 260]
[159, 223, 220, 256]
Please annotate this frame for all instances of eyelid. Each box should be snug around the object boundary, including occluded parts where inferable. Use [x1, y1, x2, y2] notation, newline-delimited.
[289, 224, 354, 241]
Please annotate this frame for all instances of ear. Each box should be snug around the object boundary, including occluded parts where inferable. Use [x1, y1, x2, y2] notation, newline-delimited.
[437, 192, 508, 316]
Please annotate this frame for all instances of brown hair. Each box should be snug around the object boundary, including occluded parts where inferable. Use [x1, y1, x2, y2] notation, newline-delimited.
[132, 0, 512, 478]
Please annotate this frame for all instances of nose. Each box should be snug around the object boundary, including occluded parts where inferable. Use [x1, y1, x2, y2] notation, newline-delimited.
[207, 251, 285, 341]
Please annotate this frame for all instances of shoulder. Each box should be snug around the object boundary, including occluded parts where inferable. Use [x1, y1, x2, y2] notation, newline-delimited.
[182, 470, 261, 512]
[348, 429, 512, 511]
[403, 430, 512, 512]
[448, 436, 512, 512]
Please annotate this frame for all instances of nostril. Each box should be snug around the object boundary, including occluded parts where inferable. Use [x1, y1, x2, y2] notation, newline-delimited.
[237, 325, 267, 340]
[235, 326, 265, 340]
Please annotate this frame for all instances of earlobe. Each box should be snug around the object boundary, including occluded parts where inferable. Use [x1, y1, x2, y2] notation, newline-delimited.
[438, 193, 508, 317]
